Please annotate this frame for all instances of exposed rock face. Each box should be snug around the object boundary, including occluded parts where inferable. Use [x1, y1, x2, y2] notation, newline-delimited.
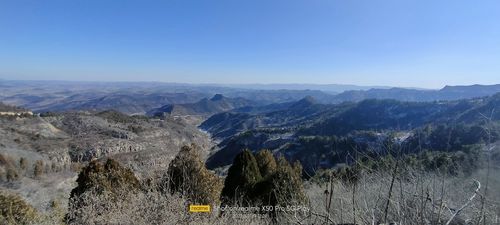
[0, 111, 214, 175]
[0, 110, 214, 211]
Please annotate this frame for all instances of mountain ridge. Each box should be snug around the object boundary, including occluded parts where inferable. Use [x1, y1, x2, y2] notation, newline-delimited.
[147, 94, 256, 118]
[331, 84, 500, 103]
[202, 93, 500, 170]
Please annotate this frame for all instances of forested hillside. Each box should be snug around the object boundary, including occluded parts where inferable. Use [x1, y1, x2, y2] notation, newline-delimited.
[203, 94, 500, 172]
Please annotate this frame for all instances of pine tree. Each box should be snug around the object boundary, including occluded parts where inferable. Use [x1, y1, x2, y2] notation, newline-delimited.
[255, 149, 277, 178]
[221, 149, 308, 209]
[270, 156, 307, 206]
[221, 149, 262, 205]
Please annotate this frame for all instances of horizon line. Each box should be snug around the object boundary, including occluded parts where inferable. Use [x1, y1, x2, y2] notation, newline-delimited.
[6, 78, 497, 90]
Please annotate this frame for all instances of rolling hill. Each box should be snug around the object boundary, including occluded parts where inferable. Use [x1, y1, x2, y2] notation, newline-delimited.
[202, 93, 500, 171]
[147, 94, 256, 117]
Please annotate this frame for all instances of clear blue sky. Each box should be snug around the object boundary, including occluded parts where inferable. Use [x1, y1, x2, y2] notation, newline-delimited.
[1, 0, 499, 88]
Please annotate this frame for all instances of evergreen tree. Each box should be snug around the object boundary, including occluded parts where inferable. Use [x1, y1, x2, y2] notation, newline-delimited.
[255, 149, 277, 178]
[221, 149, 262, 205]
[270, 156, 307, 206]
[221, 150, 308, 210]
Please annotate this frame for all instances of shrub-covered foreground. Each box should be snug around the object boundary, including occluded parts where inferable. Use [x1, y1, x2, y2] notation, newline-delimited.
[2, 144, 499, 224]
[0, 190, 65, 225]
[221, 149, 306, 209]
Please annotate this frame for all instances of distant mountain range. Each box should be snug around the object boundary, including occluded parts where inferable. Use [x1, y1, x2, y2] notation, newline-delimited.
[211, 83, 392, 93]
[29, 92, 210, 115]
[0, 80, 339, 114]
[330, 84, 500, 103]
[1, 80, 499, 116]
[147, 94, 256, 117]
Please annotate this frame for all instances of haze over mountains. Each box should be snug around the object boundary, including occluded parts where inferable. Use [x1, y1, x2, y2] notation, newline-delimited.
[208, 83, 393, 93]
[2, 80, 500, 116]
[331, 84, 500, 103]
[0, 80, 335, 114]
[146, 94, 256, 118]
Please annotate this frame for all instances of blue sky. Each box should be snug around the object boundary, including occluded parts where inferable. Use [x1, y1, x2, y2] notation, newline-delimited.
[1, 0, 499, 88]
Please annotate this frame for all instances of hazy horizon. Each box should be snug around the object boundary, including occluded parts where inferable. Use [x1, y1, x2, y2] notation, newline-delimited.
[1, 0, 500, 88]
[4, 78, 500, 91]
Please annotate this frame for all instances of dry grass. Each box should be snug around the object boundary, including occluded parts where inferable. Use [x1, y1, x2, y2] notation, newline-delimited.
[60, 161, 499, 225]
[66, 187, 271, 225]
[3, 165, 499, 225]
[303, 168, 499, 225]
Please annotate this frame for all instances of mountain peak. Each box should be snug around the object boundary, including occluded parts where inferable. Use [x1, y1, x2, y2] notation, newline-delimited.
[210, 94, 225, 101]
[300, 95, 317, 104]
[290, 96, 317, 109]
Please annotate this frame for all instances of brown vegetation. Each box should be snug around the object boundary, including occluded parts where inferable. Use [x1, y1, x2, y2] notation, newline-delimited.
[166, 144, 223, 205]
[0, 191, 38, 224]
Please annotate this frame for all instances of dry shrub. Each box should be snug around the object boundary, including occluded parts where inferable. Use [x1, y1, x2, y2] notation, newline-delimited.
[19, 157, 28, 170]
[67, 158, 141, 224]
[33, 160, 44, 178]
[65, 146, 269, 224]
[0, 191, 38, 224]
[6, 167, 19, 182]
[167, 144, 223, 205]
[0, 153, 20, 182]
[65, 150, 267, 225]
[0, 153, 14, 167]
[69, 162, 83, 173]
[70, 159, 140, 199]
[66, 187, 270, 225]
